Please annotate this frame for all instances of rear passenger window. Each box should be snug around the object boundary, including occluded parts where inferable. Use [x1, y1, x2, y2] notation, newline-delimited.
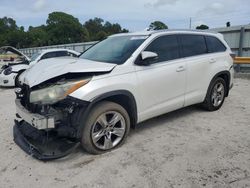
[205, 36, 226, 53]
[179, 35, 207, 57]
[145, 35, 180, 63]
[55, 51, 68, 57]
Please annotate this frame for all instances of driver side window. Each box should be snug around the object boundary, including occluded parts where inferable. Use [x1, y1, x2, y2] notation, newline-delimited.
[145, 35, 180, 64]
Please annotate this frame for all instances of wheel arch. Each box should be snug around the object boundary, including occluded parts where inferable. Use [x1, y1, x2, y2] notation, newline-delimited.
[77, 90, 138, 136]
[208, 71, 231, 97]
[14, 69, 26, 87]
[91, 90, 138, 128]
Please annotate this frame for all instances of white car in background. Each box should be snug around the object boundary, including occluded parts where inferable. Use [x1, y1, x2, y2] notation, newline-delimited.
[0, 48, 80, 87]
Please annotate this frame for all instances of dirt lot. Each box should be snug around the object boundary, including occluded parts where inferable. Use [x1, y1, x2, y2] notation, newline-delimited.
[0, 78, 250, 188]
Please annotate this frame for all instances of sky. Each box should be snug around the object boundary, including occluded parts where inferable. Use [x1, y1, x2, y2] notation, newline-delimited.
[0, 0, 249, 31]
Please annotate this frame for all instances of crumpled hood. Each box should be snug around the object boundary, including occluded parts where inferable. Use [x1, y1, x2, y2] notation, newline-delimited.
[19, 57, 116, 87]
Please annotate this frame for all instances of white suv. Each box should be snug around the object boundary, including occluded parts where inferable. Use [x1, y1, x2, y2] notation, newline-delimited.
[14, 30, 234, 160]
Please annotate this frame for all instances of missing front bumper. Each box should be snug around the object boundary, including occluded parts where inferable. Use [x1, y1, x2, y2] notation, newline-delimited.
[13, 120, 80, 161]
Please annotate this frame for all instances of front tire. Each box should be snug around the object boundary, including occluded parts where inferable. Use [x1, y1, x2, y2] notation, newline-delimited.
[80, 101, 130, 154]
[202, 77, 226, 111]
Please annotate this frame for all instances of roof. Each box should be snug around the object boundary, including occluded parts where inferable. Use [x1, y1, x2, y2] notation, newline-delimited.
[38, 48, 80, 55]
[112, 29, 220, 37]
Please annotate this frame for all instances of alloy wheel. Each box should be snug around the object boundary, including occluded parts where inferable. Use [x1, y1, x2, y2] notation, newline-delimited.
[91, 111, 126, 150]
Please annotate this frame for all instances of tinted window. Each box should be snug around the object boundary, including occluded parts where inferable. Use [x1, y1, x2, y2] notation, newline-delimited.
[180, 35, 207, 57]
[205, 36, 226, 53]
[41, 51, 69, 60]
[41, 52, 57, 59]
[55, 51, 68, 57]
[145, 35, 179, 63]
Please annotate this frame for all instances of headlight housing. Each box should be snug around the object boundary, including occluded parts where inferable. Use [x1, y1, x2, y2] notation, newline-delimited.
[30, 79, 90, 105]
[3, 67, 12, 75]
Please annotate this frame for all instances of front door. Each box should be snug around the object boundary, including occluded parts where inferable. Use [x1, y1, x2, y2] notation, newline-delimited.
[135, 35, 186, 122]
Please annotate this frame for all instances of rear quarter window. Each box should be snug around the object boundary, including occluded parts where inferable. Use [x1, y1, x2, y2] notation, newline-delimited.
[205, 36, 227, 53]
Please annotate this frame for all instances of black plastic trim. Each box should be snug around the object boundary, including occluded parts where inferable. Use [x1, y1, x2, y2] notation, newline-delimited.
[14, 120, 79, 161]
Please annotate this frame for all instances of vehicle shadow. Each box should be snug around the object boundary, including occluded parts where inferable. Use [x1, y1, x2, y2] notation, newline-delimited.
[56, 105, 205, 163]
[130, 105, 204, 135]
[0, 86, 15, 90]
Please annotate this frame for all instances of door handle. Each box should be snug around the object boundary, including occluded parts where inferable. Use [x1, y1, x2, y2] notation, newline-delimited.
[209, 58, 216, 63]
[176, 66, 185, 72]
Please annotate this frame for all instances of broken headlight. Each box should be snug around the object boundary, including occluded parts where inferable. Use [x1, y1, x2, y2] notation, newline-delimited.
[30, 79, 90, 105]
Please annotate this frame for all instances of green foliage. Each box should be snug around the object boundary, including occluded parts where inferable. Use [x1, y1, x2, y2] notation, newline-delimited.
[46, 12, 84, 45]
[196, 24, 209, 30]
[83, 18, 128, 41]
[27, 25, 48, 47]
[0, 13, 129, 48]
[149, 21, 168, 30]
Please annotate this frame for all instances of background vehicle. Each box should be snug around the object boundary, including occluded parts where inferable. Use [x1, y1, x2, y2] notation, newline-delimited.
[0, 48, 80, 87]
[14, 30, 234, 160]
[0, 46, 30, 69]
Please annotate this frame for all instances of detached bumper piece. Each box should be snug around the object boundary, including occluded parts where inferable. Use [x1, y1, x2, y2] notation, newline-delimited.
[14, 120, 79, 161]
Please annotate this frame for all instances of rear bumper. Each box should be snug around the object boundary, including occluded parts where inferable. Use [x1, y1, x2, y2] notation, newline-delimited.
[14, 120, 79, 161]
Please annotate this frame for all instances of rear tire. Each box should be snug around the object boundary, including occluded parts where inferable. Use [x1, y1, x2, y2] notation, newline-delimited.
[202, 77, 226, 111]
[80, 101, 130, 155]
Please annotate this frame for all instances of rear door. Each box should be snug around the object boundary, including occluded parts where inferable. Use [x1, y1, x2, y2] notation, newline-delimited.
[178, 34, 223, 106]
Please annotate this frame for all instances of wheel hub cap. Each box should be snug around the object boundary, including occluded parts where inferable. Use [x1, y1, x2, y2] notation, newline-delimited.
[211, 82, 225, 107]
[91, 111, 126, 150]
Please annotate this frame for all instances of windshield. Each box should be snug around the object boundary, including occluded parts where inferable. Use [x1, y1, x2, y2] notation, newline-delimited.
[80, 35, 148, 64]
[30, 52, 41, 62]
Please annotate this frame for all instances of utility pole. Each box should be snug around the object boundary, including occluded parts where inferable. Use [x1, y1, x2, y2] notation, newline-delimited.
[189, 17, 192, 29]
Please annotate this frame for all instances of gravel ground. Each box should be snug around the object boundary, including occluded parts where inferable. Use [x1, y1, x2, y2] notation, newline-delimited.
[0, 78, 250, 188]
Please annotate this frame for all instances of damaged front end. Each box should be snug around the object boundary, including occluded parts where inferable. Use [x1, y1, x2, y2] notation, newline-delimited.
[13, 57, 116, 160]
[14, 81, 90, 160]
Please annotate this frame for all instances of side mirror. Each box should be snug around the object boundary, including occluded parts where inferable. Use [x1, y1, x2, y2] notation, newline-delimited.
[139, 51, 158, 65]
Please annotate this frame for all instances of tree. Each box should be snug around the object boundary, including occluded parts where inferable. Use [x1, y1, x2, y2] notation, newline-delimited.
[82, 27, 90, 42]
[0, 13, 129, 48]
[148, 21, 168, 30]
[83, 18, 104, 41]
[83, 17, 129, 41]
[196, 24, 209, 30]
[46, 12, 84, 45]
[27, 25, 48, 47]
[96, 31, 108, 40]
[226, 22, 231, 27]
[0, 17, 27, 48]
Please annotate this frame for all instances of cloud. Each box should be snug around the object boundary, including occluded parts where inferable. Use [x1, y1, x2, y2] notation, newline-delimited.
[197, 1, 235, 16]
[33, 0, 46, 11]
[145, 0, 179, 8]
